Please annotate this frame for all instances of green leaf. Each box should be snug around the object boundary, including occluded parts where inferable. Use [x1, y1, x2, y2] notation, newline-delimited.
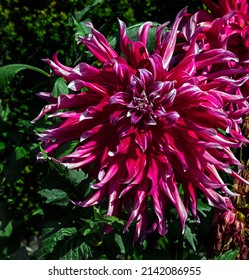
[82, 228, 92, 236]
[114, 233, 125, 255]
[36, 222, 93, 260]
[108, 22, 162, 53]
[59, 238, 92, 260]
[213, 248, 240, 260]
[39, 145, 48, 160]
[93, 207, 125, 228]
[0, 221, 13, 238]
[14, 146, 27, 160]
[0, 142, 6, 150]
[52, 77, 69, 97]
[184, 224, 197, 251]
[54, 140, 79, 159]
[74, 0, 104, 22]
[36, 226, 77, 259]
[128, 23, 161, 53]
[0, 100, 10, 122]
[65, 168, 89, 188]
[197, 198, 212, 217]
[41, 154, 88, 186]
[32, 209, 44, 216]
[157, 236, 169, 251]
[38, 188, 69, 206]
[71, 17, 91, 39]
[0, 64, 50, 90]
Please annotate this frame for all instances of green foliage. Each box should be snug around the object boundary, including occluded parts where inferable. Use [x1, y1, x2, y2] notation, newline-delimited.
[0, 0, 78, 66]
[211, 249, 240, 260]
[0, 0, 202, 67]
[51, 77, 69, 97]
[0, 64, 49, 92]
[215, 249, 240, 260]
[38, 189, 69, 207]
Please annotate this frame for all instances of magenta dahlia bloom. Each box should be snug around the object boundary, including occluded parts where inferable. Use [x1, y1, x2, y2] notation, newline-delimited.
[199, 0, 249, 52]
[34, 8, 249, 242]
[209, 199, 249, 259]
[196, 0, 249, 96]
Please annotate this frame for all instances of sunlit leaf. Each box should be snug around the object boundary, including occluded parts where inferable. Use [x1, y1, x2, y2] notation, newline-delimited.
[213, 248, 240, 260]
[52, 77, 69, 97]
[0, 100, 10, 122]
[0, 64, 49, 91]
[0, 221, 13, 238]
[184, 224, 197, 251]
[71, 18, 91, 39]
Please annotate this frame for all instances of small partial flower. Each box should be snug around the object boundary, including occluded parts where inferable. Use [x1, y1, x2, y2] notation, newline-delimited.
[196, 0, 249, 96]
[34, 8, 249, 242]
[209, 198, 249, 259]
[199, 0, 249, 52]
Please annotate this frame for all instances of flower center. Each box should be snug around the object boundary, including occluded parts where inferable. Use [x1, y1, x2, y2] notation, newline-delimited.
[132, 91, 153, 114]
[110, 70, 177, 127]
[127, 86, 157, 126]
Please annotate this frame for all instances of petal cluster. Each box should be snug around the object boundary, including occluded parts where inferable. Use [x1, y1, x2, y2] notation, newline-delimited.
[35, 8, 249, 242]
[209, 199, 249, 259]
[195, 0, 249, 97]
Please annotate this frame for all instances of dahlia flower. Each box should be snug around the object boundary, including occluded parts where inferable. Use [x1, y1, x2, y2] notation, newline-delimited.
[34, 8, 249, 242]
[209, 198, 249, 259]
[196, 0, 249, 96]
[199, 0, 249, 52]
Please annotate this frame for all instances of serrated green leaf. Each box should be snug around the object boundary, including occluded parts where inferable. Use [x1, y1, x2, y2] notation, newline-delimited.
[43, 156, 88, 186]
[0, 64, 49, 91]
[213, 248, 240, 260]
[184, 224, 197, 251]
[59, 238, 92, 260]
[36, 226, 77, 259]
[48, 159, 67, 175]
[38, 188, 69, 206]
[66, 168, 88, 187]
[52, 77, 69, 97]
